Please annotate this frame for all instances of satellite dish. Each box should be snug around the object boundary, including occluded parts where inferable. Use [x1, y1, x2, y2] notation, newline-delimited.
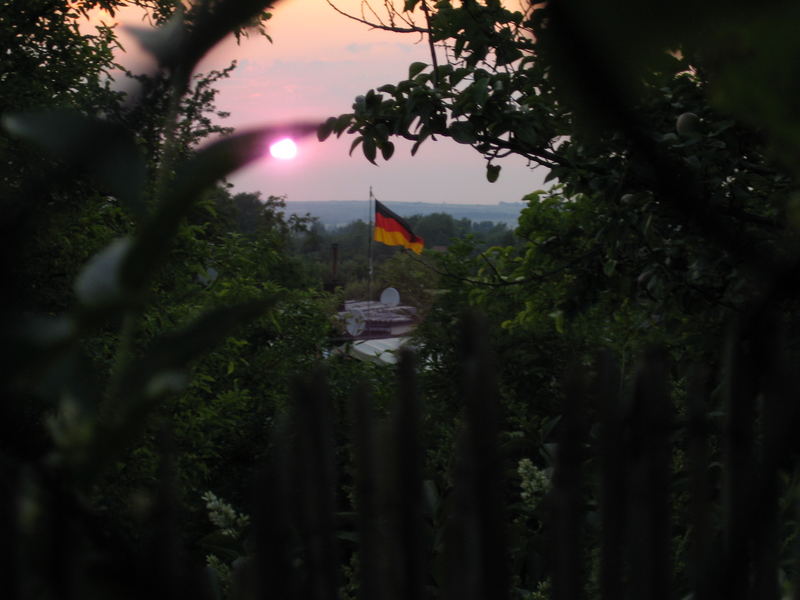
[345, 308, 366, 336]
[380, 287, 400, 307]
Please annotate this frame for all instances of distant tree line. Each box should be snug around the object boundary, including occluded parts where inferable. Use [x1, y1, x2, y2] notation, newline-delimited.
[280, 209, 518, 307]
[179, 188, 516, 309]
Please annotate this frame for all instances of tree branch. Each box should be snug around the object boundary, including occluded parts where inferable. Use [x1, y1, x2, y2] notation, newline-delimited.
[325, 0, 428, 34]
[420, 0, 439, 84]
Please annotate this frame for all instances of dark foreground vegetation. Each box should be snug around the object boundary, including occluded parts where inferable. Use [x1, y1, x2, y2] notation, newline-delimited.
[3, 1, 800, 599]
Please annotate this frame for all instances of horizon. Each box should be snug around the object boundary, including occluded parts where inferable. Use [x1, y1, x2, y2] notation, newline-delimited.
[277, 198, 525, 228]
[278, 198, 526, 205]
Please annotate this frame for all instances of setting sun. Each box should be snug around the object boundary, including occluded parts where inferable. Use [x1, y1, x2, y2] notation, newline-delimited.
[269, 138, 298, 160]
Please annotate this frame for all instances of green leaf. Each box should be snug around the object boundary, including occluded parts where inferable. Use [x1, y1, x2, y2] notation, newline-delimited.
[471, 77, 490, 106]
[409, 61, 428, 79]
[454, 36, 465, 58]
[125, 9, 185, 67]
[353, 94, 366, 111]
[435, 64, 454, 78]
[334, 113, 352, 135]
[74, 237, 133, 308]
[486, 163, 501, 182]
[349, 136, 364, 156]
[404, 0, 420, 11]
[548, 309, 565, 334]
[448, 121, 478, 144]
[317, 116, 337, 142]
[381, 141, 395, 160]
[449, 67, 471, 86]
[363, 136, 377, 164]
[168, 0, 276, 73]
[515, 124, 540, 146]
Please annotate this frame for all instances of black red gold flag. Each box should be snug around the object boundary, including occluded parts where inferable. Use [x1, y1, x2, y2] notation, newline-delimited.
[373, 200, 424, 254]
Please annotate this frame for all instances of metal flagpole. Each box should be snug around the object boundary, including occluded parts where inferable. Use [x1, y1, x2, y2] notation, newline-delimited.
[368, 186, 374, 311]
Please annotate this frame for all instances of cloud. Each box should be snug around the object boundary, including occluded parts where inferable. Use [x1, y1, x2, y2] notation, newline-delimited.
[345, 42, 372, 54]
[211, 55, 428, 128]
[345, 41, 421, 57]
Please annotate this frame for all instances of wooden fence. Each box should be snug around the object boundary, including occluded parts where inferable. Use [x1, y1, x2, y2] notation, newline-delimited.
[3, 313, 798, 600]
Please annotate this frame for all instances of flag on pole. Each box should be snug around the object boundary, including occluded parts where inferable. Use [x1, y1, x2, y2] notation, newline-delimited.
[373, 200, 424, 254]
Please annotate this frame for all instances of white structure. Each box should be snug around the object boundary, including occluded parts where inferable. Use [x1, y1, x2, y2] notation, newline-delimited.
[341, 336, 410, 365]
[335, 288, 419, 365]
[339, 299, 417, 339]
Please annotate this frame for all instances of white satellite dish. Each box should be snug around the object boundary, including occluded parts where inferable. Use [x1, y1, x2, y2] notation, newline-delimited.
[380, 287, 400, 307]
[345, 308, 366, 336]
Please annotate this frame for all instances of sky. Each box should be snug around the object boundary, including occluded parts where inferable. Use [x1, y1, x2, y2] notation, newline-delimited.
[105, 0, 549, 205]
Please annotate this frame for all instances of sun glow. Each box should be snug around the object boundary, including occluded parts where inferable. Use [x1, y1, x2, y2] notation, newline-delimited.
[269, 138, 298, 160]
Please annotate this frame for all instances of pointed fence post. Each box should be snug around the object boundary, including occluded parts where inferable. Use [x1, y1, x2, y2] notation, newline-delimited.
[721, 326, 756, 600]
[597, 352, 625, 600]
[351, 382, 382, 600]
[627, 348, 672, 600]
[252, 413, 293, 600]
[687, 367, 713, 600]
[291, 367, 338, 600]
[552, 362, 586, 600]
[393, 349, 425, 600]
[445, 313, 508, 600]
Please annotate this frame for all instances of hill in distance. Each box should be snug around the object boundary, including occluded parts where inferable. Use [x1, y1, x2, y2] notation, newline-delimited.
[284, 200, 525, 228]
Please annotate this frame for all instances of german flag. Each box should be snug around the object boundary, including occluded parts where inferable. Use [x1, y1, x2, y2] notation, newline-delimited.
[373, 200, 424, 254]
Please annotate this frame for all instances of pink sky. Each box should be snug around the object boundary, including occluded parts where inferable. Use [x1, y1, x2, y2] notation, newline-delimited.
[107, 0, 548, 205]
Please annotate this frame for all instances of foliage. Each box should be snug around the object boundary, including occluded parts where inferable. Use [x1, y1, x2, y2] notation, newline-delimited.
[517, 458, 551, 513]
[0, 1, 325, 597]
[293, 211, 515, 307]
[323, 0, 800, 353]
[202, 490, 250, 596]
[318, 0, 800, 596]
[9, 0, 800, 598]
[373, 251, 438, 309]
